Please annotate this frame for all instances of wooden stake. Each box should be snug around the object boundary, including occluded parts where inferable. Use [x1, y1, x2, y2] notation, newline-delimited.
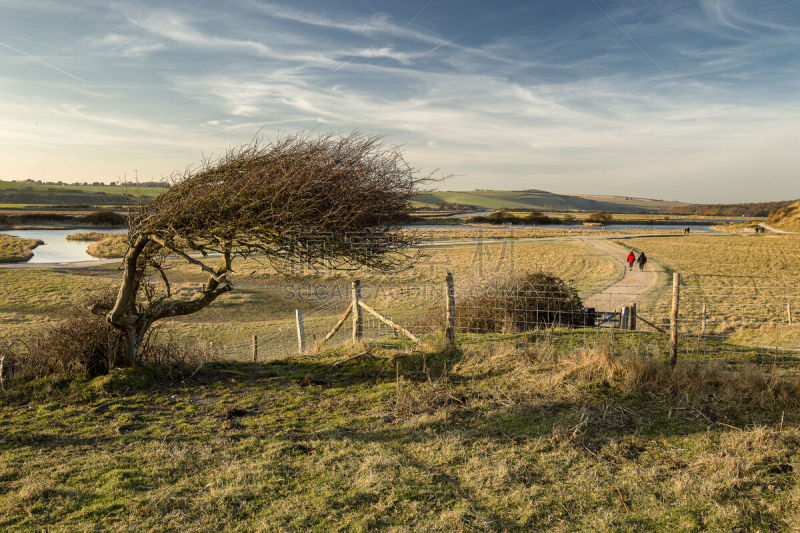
[358, 301, 424, 345]
[319, 304, 353, 347]
[620, 306, 630, 330]
[352, 280, 363, 342]
[670, 272, 681, 367]
[296, 309, 305, 354]
[252, 335, 258, 362]
[445, 272, 456, 344]
[701, 303, 707, 336]
[636, 315, 667, 334]
[630, 303, 637, 331]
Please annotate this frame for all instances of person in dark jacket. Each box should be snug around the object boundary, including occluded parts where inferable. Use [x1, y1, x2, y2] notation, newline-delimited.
[637, 252, 647, 271]
[627, 251, 635, 271]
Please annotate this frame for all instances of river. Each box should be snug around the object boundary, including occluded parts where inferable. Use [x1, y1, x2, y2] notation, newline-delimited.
[5, 228, 127, 263]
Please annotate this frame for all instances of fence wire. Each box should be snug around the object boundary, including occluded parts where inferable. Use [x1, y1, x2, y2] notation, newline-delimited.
[181, 277, 800, 368]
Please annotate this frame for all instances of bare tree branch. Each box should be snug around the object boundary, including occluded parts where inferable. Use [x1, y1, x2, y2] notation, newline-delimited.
[106, 132, 431, 365]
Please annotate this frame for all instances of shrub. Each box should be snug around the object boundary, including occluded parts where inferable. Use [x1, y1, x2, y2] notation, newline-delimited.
[521, 211, 557, 224]
[467, 209, 522, 225]
[79, 210, 126, 226]
[458, 271, 592, 333]
[585, 211, 613, 224]
[2, 291, 120, 379]
[1, 290, 195, 382]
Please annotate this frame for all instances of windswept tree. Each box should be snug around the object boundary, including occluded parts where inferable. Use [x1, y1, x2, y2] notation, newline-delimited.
[98, 133, 427, 366]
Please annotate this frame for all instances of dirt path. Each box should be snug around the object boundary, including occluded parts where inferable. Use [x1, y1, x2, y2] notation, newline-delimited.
[583, 239, 664, 312]
[760, 222, 799, 235]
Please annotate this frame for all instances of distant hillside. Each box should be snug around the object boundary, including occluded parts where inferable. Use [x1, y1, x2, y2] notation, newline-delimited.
[767, 200, 800, 231]
[413, 190, 688, 213]
[667, 201, 793, 217]
[0, 180, 167, 207]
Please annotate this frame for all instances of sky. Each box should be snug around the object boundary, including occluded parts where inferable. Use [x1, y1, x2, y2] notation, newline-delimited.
[1, 0, 799, 203]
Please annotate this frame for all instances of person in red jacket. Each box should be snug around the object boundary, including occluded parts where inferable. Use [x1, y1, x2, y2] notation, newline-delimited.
[627, 251, 635, 271]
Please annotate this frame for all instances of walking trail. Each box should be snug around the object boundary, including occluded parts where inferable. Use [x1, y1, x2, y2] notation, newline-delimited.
[759, 222, 800, 235]
[583, 239, 665, 312]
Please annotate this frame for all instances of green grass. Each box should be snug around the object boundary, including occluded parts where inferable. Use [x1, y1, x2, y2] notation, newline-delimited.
[0, 180, 166, 207]
[1, 334, 799, 531]
[414, 190, 688, 213]
[0, 233, 43, 263]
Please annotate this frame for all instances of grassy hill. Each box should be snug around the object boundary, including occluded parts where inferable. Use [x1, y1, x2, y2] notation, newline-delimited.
[0, 180, 167, 207]
[414, 190, 687, 213]
[767, 200, 800, 231]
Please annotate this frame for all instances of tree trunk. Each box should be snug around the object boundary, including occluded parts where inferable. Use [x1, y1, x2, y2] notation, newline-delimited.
[106, 238, 233, 366]
[112, 323, 147, 367]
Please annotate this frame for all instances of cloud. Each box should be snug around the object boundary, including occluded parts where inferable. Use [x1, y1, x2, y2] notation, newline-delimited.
[88, 33, 164, 57]
[2, 0, 799, 201]
[122, 7, 275, 57]
[0, 39, 87, 82]
[699, 0, 800, 34]
[250, 1, 457, 48]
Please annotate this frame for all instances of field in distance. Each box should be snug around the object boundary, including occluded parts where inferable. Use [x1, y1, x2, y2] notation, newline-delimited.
[0, 180, 167, 208]
[413, 189, 689, 213]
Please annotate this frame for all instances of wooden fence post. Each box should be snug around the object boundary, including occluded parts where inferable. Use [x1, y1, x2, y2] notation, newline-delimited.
[445, 272, 456, 344]
[630, 303, 637, 331]
[296, 309, 305, 354]
[352, 280, 363, 342]
[670, 273, 681, 367]
[620, 306, 630, 330]
[701, 303, 707, 336]
[788, 302, 793, 325]
[252, 335, 258, 362]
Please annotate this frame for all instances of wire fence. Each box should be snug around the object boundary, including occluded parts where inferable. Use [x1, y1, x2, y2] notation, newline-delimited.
[205, 274, 800, 367]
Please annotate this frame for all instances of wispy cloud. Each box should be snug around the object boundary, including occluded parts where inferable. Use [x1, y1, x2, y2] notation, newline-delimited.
[0, 39, 86, 82]
[87, 33, 164, 58]
[1, 0, 799, 201]
[122, 7, 275, 57]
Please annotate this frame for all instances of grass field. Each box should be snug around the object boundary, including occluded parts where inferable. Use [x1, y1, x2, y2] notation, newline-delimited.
[616, 233, 800, 348]
[1, 336, 799, 531]
[0, 180, 166, 207]
[3, 230, 800, 530]
[0, 239, 622, 350]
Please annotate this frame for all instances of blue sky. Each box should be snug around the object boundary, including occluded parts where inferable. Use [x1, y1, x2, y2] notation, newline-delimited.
[1, 0, 799, 202]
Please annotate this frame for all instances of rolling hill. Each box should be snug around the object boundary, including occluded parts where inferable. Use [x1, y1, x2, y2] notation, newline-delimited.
[0, 180, 167, 207]
[413, 189, 688, 213]
[767, 199, 800, 231]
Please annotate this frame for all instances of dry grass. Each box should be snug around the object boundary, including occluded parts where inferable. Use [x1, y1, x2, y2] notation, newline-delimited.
[767, 199, 800, 231]
[86, 233, 128, 258]
[0, 238, 621, 359]
[65, 231, 115, 242]
[615, 234, 800, 348]
[0, 233, 42, 263]
[410, 226, 685, 241]
[2, 336, 799, 531]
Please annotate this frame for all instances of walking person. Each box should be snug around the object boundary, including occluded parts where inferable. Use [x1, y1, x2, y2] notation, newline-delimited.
[627, 251, 636, 271]
[637, 252, 647, 271]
